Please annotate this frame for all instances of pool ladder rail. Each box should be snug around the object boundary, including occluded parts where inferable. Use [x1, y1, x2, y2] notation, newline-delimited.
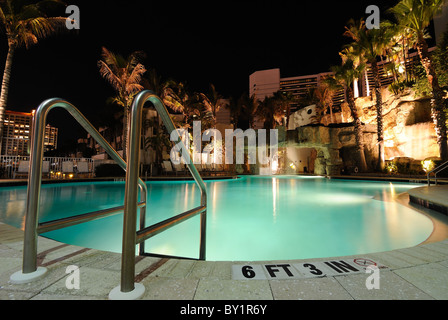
[9, 90, 207, 300]
[427, 160, 448, 186]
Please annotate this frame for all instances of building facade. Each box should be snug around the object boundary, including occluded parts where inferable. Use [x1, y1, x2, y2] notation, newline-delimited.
[249, 46, 433, 130]
[1, 110, 58, 156]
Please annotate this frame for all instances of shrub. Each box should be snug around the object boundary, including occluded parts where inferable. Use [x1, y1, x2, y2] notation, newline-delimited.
[384, 161, 398, 174]
[422, 160, 436, 173]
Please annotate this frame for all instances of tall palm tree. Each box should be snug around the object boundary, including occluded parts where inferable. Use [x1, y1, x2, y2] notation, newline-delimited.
[298, 87, 318, 108]
[161, 80, 200, 127]
[98, 47, 147, 160]
[330, 58, 368, 173]
[344, 19, 396, 170]
[0, 0, 71, 153]
[389, 0, 448, 161]
[205, 84, 223, 120]
[143, 68, 165, 97]
[143, 117, 171, 172]
[225, 96, 241, 128]
[256, 95, 285, 130]
[239, 93, 259, 129]
[390, 0, 448, 161]
[144, 70, 187, 113]
[272, 90, 295, 128]
[313, 82, 336, 124]
[196, 84, 223, 130]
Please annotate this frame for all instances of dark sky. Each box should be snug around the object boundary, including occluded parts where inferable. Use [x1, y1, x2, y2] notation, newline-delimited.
[1, 0, 397, 143]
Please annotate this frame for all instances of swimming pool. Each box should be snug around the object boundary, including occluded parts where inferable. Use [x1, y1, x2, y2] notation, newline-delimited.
[0, 176, 434, 261]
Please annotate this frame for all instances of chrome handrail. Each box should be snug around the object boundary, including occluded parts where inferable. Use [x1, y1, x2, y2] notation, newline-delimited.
[119, 90, 207, 294]
[12, 93, 207, 300]
[427, 160, 448, 186]
[20, 98, 147, 274]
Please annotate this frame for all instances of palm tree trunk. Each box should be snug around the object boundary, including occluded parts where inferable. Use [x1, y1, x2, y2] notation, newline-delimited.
[286, 105, 291, 128]
[364, 69, 371, 97]
[329, 102, 334, 124]
[416, 33, 448, 162]
[0, 43, 16, 154]
[371, 59, 385, 171]
[122, 108, 128, 161]
[402, 38, 408, 82]
[347, 86, 368, 173]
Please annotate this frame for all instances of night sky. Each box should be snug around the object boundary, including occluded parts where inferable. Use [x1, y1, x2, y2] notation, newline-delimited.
[1, 0, 397, 144]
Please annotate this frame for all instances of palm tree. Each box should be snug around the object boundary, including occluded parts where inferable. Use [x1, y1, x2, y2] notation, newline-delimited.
[272, 90, 296, 128]
[196, 84, 223, 130]
[98, 47, 147, 160]
[256, 95, 285, 130]
[390, 0, 448, 161]
[206, 84, 223, 120]
[161, 80, 199, 127]
[225, 96, 241, 128]
[143, 117, 171, 173]
[330, 58, 368, 173]
[0, 0, 71, 153]
[313, 82, 337, 124]
[344, 19, 396, 170]
[143, 68, 165, 97]
[239, 93, 259, 129]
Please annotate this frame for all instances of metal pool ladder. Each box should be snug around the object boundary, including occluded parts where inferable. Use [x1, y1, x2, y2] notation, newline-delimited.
[10, 90, 207, 300]
[427, 160, 448, 186]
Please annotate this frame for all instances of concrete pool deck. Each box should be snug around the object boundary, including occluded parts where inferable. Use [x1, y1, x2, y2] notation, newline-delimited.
[0, 184, 447, 300]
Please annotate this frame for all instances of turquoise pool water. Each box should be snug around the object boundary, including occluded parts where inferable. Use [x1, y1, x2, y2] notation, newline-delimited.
[0, 176, 434, 261]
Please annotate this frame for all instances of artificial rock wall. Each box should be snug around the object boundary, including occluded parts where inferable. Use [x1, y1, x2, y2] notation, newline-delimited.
[288, 88, 439, 175]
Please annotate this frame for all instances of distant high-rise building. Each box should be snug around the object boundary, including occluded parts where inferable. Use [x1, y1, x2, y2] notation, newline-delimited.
[1, 110, 58, 156]
[249, 69, 345, 124]
[249, 69, 281, 101]
[249, 47, 434, 128]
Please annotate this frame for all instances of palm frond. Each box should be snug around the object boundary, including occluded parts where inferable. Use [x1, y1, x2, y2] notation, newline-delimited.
[19, 29, 38, 48]
[107, 95, 125, 107]
[163, 95, 185, 113]
[0, 5, 7, 26]
[23, 17, 55, 37]
[125, 83, 144, 96]
[100, 47, 121, 71]
[126, 63, 146, 91]
[98, 60, 122, 91]
[1, 0, 71, 49]
[389, 0, 447, 32]
[126, 50, 146, 73]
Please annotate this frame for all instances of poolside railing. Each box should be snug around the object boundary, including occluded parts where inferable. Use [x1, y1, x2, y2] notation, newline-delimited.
[114, 90, 207, 299]
[10, 91, 207, 300]
[0, 155, 94, 179]
[427, 160, 448, 186]
[9, 98, 148, 300]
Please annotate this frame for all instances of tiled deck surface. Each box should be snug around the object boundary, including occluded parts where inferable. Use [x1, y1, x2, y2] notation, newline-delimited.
[0, 185, 447, 300]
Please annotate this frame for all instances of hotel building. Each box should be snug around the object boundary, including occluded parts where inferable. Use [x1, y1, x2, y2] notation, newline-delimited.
[1, 110, 58, 156]
[249, 47, 433, 130]
[249, 5, 447, 129]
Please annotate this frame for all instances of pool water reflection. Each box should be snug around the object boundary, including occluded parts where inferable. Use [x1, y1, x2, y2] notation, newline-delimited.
[0, 176, 433, 261]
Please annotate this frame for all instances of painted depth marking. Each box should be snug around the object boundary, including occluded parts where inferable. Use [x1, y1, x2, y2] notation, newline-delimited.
[232, 258, 387, 280]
